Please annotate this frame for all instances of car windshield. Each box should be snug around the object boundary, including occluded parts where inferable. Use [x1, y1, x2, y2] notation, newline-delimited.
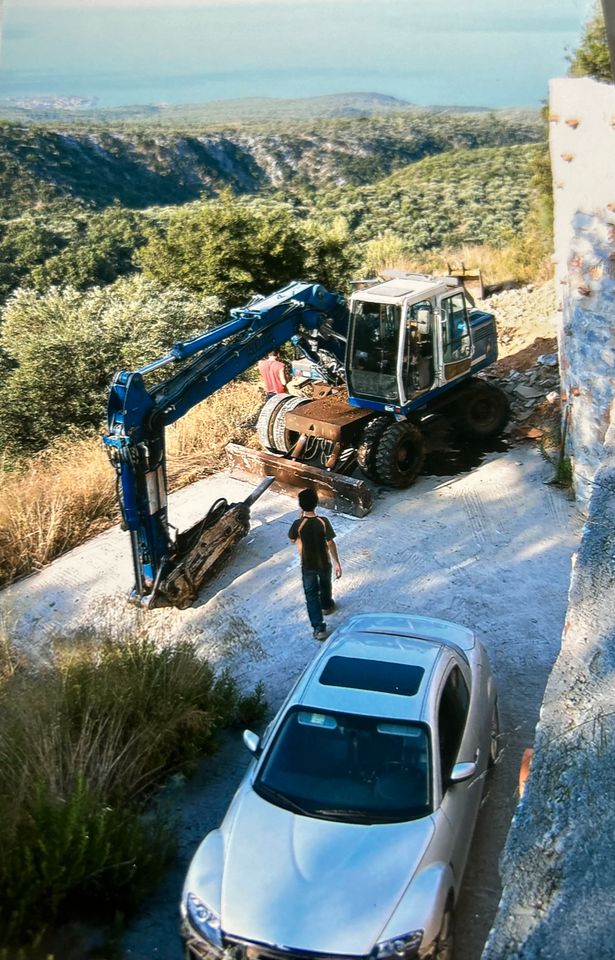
[254, 709, 431, 824]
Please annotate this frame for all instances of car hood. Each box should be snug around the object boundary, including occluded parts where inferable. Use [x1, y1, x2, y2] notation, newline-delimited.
[218, 789, 435, 954]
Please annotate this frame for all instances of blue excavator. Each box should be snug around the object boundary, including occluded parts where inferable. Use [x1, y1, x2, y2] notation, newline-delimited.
[104, 274, 507, 608]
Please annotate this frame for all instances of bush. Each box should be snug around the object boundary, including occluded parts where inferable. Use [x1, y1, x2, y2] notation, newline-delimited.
[0, 631, 266, 945]
[138, 195, 360, 304]
[29, 204, 147, 292]
[568, 2, 613, 82]
[0, 277, 222, 454]
[138, 194, 307, 304]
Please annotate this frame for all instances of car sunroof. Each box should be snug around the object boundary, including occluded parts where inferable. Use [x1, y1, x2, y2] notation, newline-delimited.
[319, 656, 424, 696]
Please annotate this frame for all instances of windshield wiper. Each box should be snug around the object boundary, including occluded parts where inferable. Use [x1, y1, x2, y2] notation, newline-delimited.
[312, 808, 372, 822]
[256, 784, 312, 817]
[313, 808, 424, 824]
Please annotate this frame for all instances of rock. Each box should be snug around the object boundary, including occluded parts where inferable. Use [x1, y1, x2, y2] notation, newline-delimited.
[537, 354, 559, 367]
[515, 384, 546, 399]
[547, 391, 561, 404]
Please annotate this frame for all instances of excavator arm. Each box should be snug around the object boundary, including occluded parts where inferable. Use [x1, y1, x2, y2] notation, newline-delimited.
[103, 281, 347, 607]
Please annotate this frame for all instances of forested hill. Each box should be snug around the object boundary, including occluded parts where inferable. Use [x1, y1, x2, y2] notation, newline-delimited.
[0, 108, 543, 217]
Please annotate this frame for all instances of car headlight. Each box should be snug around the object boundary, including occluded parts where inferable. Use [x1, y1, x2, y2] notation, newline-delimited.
[373, 930, 423, 960]
[186, 892, 223, 948]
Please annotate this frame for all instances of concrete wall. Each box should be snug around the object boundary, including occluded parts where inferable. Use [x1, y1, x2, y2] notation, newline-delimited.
[481, 460, 615, 959]
[482, 76, 615, 960]
[550, 77, 615, 509]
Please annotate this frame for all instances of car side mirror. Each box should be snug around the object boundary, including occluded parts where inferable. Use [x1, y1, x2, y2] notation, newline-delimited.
[243, 729, 261, 755]
[449, 761, 477, 784]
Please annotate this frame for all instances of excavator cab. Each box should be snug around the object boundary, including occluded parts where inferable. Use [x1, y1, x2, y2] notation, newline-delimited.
[346, 276, 475, 412]
[347, 296, 437, 407]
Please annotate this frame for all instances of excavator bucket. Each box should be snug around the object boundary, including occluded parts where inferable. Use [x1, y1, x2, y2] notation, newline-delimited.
[225, 443, 374, 518]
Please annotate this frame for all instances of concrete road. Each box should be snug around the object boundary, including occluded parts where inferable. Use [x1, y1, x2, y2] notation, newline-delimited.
[0, 443, 582, 960]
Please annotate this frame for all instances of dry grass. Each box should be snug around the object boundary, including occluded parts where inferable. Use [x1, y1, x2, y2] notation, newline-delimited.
[165, 379, 263, 483]
[392, 241, 553, 287]
[0, 628, 266, 944]
[0, 442, 117, 587]
[0, 381, 264, 587]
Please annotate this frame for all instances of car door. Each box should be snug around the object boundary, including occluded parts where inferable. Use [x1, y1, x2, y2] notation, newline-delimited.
[436, 661, 483, 881]
[438, 291, 472, 383]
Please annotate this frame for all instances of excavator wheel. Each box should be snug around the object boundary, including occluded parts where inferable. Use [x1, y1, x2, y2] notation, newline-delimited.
[454, 380, 510, 440]
[271, 396, 312, 453]
[256, 395, 289, 451]
[356, 416, 392, 480]
[375, 421, 426, 489]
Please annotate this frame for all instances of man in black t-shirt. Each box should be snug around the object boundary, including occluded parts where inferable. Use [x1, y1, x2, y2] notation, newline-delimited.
[289, 488, 342, 641]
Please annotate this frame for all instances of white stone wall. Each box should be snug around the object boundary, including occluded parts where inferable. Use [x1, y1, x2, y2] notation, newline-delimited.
[550, 77, 615, 510]
[481, 79, 615, 960]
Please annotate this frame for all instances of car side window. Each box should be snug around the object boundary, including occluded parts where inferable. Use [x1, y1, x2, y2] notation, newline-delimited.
[438, 665, 470, 786]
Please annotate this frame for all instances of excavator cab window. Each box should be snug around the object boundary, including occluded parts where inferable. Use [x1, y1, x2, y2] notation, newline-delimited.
[441, 293, 471, 363]
[347, 301, 401, 402]
[402, 300, 435, 398]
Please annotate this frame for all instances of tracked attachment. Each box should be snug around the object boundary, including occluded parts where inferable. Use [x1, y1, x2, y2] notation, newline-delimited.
[226, 443, 373, 518]
[146, 477, 274, 609]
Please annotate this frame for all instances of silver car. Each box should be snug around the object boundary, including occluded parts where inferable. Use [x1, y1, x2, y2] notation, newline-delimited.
[181, 613, 499, 960]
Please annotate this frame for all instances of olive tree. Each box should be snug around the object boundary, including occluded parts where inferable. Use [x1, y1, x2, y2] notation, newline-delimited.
[0, 277, 221, 453]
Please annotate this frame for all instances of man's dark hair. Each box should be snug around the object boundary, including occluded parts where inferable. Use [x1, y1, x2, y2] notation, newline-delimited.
[298, 488, 318, 512]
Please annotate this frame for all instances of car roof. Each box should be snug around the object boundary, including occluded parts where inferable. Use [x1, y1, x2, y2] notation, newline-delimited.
[295, 614, 474, 722]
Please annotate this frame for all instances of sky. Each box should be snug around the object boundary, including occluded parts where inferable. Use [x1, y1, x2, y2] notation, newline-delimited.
[0, 0, 592, 109]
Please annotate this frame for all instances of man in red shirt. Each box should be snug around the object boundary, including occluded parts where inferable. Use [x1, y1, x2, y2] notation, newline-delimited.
[258, 350, 288, 398]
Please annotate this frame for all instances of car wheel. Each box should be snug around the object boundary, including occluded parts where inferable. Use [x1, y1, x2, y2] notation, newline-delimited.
[488, 699, 500, 768]
[433, 902, 455, 960]
[375, 421, 426, 488]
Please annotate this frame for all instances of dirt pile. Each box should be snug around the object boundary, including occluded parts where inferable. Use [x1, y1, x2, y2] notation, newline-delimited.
[479, 280, 562, 442]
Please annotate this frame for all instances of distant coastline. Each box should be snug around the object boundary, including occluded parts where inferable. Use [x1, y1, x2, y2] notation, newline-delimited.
[0, 91, 539, 125]
[1, 95, 99, 110]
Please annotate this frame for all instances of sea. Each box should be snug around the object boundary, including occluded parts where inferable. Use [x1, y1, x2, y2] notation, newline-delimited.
[0, 0, 592, 111]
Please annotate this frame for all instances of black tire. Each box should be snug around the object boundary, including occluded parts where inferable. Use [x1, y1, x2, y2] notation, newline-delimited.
[455, 380, 509, 441]
[375, 421, 426, 488]
[256, 395, 288, 450]
[488, 699, 500, 768]
[271, 396, 311, 453]
[433, 901, 455, 960]
[356, 416, 391, 480]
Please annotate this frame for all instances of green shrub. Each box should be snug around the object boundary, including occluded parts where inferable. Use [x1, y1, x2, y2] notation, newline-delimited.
[137, 193, 361, 303]
[0, 632, 266, 945]
[568, 2, 613, 82]
[0, 277, 222, 454]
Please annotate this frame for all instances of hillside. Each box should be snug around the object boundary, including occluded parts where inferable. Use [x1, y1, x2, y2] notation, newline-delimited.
[317, 142, 544, 250]
[0, 109, 544, 217]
